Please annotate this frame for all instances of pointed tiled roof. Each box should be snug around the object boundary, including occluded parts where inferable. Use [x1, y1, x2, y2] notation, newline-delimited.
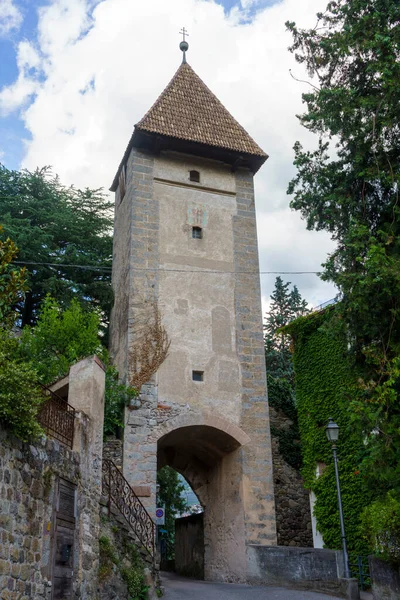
[110, 61, 268, 190]
[136, 62, 266, 158]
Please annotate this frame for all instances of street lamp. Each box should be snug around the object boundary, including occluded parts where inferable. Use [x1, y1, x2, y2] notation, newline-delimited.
[325, 418, 351, 579]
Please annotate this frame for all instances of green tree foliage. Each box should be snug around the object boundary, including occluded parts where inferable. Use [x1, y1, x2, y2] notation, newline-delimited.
[157, 466, 188, 550]
[0, 165, 113, 329]
[283, 310, 373, 554]
[18, 295, 136, 436]
[287, 1, 400, 494]
[264, 277, 308, 469]
[0, 236, 43, 441]
[0, 227, 28, 326]
[0, 334, 44, 441]
[265, 277, 308, 382]
[362, 492, 400, 564]
[20, 295, 102, 385]
[104, 365, 136, 438]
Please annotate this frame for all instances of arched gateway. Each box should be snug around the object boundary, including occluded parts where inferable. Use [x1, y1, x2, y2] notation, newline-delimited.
[109, 41, 277, 582]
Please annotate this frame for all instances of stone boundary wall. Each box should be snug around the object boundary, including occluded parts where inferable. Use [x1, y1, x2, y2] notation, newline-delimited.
[247, 545, 359, 599]
[103, 438, 123, 470]
[0, 356, 105, 599]
[0, 428, 99, 599]
[270, 405, 313, 547]
[369, 556, 400, 600]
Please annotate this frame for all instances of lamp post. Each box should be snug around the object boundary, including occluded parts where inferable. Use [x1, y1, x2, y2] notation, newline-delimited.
[325, 418, 351, 579]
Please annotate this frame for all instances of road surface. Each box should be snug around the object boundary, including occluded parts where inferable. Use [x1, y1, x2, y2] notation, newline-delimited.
[161, 571, 343, 599]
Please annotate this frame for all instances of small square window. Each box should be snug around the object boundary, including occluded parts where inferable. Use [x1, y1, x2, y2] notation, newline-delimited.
[192, 226, 202, 239]
[189, 170, 200, 183]
[192, 371, 204, 382]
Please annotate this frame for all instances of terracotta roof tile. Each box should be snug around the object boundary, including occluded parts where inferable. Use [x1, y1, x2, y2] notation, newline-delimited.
[136, 62, 267, 158]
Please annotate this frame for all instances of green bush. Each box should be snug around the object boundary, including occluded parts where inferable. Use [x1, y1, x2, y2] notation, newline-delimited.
[268, 374, 302, 469]
[0, 332, 44, 441]
[104, 365, 137, 438]
[99, 535, 148, 600]
[20, 295, 102, 385]
[362, 492, 400, 564]
[18, 295, 136, 437]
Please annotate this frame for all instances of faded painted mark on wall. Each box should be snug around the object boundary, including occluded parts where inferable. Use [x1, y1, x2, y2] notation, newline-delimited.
[188, 205, 208, 227]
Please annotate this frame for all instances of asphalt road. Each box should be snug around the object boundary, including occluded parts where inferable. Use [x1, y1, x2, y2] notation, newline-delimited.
[161, 572, 343, 599]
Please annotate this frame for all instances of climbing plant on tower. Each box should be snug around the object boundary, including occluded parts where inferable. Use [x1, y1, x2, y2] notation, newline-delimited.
[282, 310, 373, 554]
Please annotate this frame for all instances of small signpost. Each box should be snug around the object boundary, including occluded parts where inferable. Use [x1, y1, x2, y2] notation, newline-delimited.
[155, 507, 165, 526]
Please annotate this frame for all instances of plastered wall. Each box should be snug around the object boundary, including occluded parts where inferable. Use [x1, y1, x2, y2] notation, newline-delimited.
[111, 147, 277, 582]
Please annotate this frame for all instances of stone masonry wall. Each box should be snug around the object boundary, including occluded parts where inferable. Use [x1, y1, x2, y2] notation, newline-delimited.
[103, 438, 123, 470]
[269, 406, 313, 547]
[0, 426, 99, 599]
[233, 169, 277, 547]
[119, 148, 160, 508]
[111, 150, 277, 582]
[0, 356, 105, 600]
[271, 437, 313, 547]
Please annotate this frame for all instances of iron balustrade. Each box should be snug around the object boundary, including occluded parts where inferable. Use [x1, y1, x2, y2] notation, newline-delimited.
[38, 385, 76, 449]
[350, 555, 371, 591]
[102, 458, 155, 560]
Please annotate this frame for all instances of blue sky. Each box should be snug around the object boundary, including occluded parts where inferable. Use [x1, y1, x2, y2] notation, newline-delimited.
[0, 0, 336, 307]
[0, 0, 281, 170]
[0, 0, 38, 168]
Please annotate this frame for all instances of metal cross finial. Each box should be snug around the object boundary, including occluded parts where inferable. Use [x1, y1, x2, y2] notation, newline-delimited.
[180, 27, 189, 42]
[179, 27, 189, 64]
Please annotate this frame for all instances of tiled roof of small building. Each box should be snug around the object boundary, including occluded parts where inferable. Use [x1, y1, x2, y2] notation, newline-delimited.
[135, 62, 267, 158]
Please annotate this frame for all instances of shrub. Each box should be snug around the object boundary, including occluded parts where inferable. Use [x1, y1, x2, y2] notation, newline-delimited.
[20, 295, 102, 384]
[0, 333, 44, 441]
[362, 492, 400, 564]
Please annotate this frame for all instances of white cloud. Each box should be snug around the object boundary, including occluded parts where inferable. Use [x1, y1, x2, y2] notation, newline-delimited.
[0, 41, 41, 115]
[0, 0, 336, 308]
[0, 0, 22, 36]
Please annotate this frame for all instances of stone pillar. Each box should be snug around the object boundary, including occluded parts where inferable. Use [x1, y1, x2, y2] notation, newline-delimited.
[203, 449, 247, 582]
[68, 355, 106, 597]
[69, 355, 106, 455]
[115, 148, 160, 514]
[233, 170, 277, 551]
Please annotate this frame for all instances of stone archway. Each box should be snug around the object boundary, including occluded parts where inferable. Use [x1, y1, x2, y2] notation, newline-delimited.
[157, 416, 249, 499]
[154, 412, 251, 581]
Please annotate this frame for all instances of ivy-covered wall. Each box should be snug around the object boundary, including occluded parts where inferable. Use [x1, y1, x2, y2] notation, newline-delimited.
[284, 309, 373, 554]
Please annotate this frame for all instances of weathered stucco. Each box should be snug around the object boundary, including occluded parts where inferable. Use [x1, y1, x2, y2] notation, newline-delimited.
[156, 156, 241, 421]
[110, 147, 277, 582]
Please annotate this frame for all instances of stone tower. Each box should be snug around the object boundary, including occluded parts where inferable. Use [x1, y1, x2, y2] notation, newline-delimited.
[110, 46, 277, 582]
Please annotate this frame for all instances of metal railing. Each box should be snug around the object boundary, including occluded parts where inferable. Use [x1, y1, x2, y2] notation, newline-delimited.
[38, 385, 76, 449]
[312, 295, 341, 313]
[102, 458, 155, 559]
[350, 555, 371, 590]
